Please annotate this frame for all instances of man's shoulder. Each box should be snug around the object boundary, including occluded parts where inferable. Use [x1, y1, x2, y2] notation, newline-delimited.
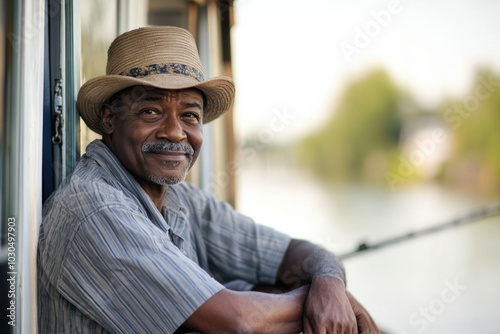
[43, 157, 136, 221]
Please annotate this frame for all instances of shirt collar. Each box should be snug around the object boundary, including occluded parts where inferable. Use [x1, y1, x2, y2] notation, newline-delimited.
[84, 140, 189, 251]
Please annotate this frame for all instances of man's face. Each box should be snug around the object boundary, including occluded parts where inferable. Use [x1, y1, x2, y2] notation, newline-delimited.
[102, 86, 204, 190]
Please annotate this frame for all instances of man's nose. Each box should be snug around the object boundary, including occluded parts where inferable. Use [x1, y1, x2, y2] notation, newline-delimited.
[157, 116, 187, 142]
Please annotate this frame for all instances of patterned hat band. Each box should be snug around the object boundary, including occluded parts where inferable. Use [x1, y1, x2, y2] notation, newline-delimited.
[119, 63, 205, 81]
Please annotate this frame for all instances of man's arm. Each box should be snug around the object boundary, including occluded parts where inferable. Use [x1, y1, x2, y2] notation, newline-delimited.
[276, 239, 380, 334]
[180, 239, 379, 334]
[179, 286, 309, 333]
[277, 238, 346, 286]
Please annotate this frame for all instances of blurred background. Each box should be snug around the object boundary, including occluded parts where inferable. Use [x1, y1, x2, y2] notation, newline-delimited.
[231, 0, 500, 333]
[6, 0, 495, 332]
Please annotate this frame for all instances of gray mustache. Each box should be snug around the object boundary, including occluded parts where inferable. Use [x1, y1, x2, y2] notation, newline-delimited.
[142, 141, 194, 156]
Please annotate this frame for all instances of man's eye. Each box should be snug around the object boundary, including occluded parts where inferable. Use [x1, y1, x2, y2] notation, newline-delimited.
[183, 112, 201, 123]
[141, 109, 158, 115]
[139, 109, 162, 121]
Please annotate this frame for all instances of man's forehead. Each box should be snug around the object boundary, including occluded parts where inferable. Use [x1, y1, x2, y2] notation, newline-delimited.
[126, 86, 204, 103]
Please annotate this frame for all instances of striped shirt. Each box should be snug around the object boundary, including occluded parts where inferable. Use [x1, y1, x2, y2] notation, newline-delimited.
[37, 140, 291, 333]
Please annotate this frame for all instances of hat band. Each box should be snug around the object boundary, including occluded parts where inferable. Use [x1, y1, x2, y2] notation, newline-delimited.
[119, 63, 205, 81]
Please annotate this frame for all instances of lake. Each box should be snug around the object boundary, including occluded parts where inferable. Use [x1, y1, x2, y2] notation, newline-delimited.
[236, 160, 500, 334]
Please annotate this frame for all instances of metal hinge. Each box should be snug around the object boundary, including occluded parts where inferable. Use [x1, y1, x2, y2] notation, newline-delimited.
[52, 79, 63, 145]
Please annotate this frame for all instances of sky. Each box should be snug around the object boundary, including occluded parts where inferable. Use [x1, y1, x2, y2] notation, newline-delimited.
[231, 0, 500, 143]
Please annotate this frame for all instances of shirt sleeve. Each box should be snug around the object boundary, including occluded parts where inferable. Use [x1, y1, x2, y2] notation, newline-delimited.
[58, 203, 224, 334]
[191, 185, 292, 286]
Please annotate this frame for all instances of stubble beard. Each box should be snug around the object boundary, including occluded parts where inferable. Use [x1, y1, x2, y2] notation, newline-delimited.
[142, 141, 195, 185]
[146, 159, 192, 186]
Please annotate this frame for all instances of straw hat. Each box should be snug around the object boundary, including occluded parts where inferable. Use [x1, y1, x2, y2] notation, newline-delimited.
[77, 26, 235, 134]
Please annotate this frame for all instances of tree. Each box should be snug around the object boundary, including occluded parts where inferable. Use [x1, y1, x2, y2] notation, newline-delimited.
[440, 70, 500, 193]
[296, 69, 403, 183]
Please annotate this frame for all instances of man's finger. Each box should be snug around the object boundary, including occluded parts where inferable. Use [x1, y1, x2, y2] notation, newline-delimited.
[304, 316, 328, 334]
[303, 316, 313, 334]
[356, 312, 380, 334]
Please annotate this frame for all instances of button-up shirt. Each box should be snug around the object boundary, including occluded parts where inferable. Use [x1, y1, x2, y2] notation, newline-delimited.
[38, 140, 291, 333]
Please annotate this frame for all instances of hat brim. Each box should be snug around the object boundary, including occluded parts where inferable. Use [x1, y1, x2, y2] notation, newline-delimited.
[77, 73, 235, 134]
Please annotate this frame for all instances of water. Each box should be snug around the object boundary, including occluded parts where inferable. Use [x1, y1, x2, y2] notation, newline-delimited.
[236, 161, 500, 334]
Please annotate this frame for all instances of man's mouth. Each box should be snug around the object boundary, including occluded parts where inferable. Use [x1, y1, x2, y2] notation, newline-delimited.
[149, 150, 188, 162]
[142, 141, 194, 157]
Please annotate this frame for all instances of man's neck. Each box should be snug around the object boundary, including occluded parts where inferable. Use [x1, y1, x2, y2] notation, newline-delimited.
[137, 180, 168, 212]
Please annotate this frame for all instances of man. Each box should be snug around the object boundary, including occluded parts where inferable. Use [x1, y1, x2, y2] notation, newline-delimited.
[38, 26, 379, 333]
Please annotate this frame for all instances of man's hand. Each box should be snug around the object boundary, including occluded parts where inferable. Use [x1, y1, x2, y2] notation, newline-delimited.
[347, 291, 380, 334]
[277, 239, 380, 333]
[303, 276, 358, 334]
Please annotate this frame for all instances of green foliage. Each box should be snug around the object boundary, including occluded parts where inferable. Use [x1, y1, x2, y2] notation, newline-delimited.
[295, 67, 500, 193]
[440, 70, 500, 193]
[296, 69, 403, 183]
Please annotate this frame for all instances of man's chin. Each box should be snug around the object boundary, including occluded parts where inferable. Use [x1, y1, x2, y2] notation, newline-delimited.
[160, 178, 184, 186]
[148, 172, 187, 186]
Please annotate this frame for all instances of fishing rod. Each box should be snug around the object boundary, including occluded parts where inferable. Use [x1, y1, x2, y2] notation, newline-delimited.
[339, 201, 500, 260]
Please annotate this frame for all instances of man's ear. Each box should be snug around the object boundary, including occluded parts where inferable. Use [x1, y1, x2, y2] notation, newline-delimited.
[101, 104, 115, 135]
